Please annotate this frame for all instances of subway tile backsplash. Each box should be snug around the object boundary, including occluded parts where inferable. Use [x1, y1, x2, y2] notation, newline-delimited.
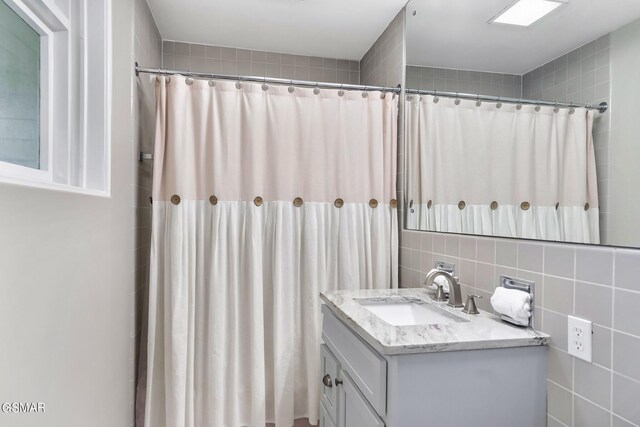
[399, 229, 640, 427]
[162, 41, 360, 85]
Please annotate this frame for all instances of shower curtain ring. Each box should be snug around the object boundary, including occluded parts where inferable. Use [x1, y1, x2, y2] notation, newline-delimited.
[362, 86, 369, 98]
[314, 83, 320, 95]
[208, 73, 216, 87]
[569, 102, 575, 114]
[535, 100, 541, 112]
[516, 99, 523, 110]
[554, 101, 560, 113]
[262, 76, 269, 91]
[496, 97, 502, 109]
[433, 90, 439, 103]
[475, 94, 481, 107]
[454, 92, 461, 105]
[288, 81, 295, 93]
[338, 84, 344, 97]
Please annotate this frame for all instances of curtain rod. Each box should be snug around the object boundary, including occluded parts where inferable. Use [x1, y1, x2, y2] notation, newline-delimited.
[405, 88, 608, 113]
[135, 63, 401, 93]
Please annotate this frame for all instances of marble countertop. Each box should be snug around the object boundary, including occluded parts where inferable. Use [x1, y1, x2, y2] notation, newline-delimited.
[320, 288, 549, 356]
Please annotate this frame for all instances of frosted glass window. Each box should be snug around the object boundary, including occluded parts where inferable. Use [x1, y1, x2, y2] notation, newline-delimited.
[0, 0, 40, 169]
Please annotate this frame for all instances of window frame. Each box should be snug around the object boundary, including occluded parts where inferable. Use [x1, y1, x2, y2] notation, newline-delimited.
[0, 0, 112, 197]
[0, 0, 53, 183]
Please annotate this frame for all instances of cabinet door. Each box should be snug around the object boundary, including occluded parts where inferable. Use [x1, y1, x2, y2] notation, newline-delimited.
[321, 344, 339, 422]
[338, 370, 384, 427]
[320, 402, 338, 427]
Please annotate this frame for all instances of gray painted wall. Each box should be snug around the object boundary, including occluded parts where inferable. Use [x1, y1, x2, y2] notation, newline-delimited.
[0, 0, 137, 426]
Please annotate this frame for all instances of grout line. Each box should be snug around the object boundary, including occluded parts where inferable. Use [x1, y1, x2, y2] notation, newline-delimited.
[547, 376, 640, 426]
[547, 413, 570, 427]
[610, 253, 616, 427]
[566, 239, 576, 426]
[569, 247, 577, 426]
[571, 245, 576, 426]
[572, 391, 611, 417]
[548, 378, 573, 393]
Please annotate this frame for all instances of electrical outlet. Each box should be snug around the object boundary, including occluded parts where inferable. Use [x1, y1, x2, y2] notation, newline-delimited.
[568, 315, 592, 362]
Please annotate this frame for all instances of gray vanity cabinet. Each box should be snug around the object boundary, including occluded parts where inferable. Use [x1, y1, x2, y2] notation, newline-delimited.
[320, 344, 384, 427]
[339, 370, 385, 427]
[320, 344, 339, 426]
[319, 400, 337, 427]
[320, 303, 547, 427]
[321, 303, 387, 427]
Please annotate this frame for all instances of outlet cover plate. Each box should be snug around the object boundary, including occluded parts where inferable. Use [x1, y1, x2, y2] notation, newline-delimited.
[568, 315, 592, 362]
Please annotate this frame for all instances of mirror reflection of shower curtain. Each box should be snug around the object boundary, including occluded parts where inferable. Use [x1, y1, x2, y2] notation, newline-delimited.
[142, 77, 398, 427]
[405, 95, 599, 244]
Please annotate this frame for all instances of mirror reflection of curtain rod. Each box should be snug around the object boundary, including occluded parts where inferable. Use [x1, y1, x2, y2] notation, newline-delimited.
[135, 62, 402, 94]
[405, 88, 608, 113]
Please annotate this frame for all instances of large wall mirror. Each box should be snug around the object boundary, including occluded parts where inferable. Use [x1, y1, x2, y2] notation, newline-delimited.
[404, 0, 640, 248]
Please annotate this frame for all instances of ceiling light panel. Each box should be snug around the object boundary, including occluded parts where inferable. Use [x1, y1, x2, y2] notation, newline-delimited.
[491, 0, 566, 27]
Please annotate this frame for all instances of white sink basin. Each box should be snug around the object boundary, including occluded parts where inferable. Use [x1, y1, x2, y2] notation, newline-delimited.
[358, 299, 469, 326]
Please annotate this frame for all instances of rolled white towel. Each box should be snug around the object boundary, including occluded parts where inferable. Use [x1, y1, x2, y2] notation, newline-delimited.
[490, 287, 532, 325]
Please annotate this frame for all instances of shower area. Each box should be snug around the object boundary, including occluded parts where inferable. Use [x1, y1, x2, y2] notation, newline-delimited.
[132, 5, 406, 426]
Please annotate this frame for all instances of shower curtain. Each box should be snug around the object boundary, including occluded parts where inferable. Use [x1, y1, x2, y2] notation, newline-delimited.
[143, 76, 398, 427]
[405, 95, 599, 243]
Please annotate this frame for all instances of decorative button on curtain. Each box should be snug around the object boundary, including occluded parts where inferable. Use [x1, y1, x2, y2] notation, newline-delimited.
[142, 77, 398, 427]
[405, 95, 599, 244]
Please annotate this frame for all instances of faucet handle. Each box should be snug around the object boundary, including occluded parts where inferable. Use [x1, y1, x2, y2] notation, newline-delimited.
[433, 284, 448, 302]
[462, 294, 482, 314]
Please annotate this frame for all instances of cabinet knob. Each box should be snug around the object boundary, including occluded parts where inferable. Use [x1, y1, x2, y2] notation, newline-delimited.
[322, 374, 333, 388]
[334, 378, 343, 386]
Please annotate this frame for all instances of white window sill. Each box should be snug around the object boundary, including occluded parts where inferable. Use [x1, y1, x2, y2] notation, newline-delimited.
[0, 175, 111, 198]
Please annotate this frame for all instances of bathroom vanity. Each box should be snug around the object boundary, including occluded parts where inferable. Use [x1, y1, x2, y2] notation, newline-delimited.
[319, 289, 549, 427]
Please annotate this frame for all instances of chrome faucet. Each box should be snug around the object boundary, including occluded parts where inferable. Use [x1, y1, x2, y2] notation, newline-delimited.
[424, 270, 464, 308]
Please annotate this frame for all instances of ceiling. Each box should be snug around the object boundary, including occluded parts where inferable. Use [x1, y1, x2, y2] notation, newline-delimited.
[146, 0, 407, 60]
[406, 0, 640, 74]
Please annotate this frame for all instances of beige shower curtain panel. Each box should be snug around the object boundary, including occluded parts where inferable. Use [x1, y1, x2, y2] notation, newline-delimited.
[406, 95, 599, 243]
[142, 76, 398, 427]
